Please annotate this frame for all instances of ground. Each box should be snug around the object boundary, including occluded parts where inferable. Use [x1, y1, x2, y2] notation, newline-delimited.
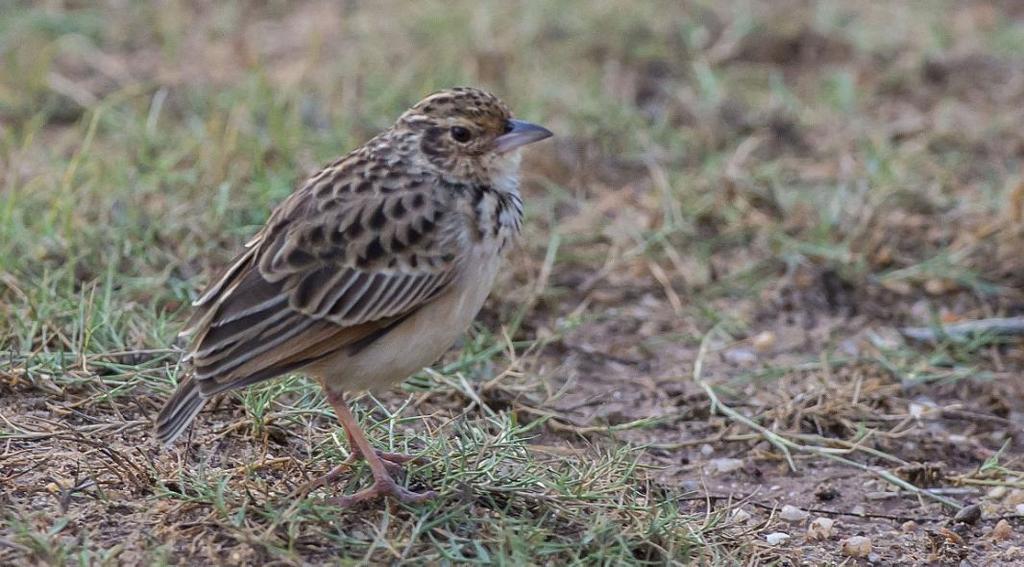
[3, 1, 1024, 565]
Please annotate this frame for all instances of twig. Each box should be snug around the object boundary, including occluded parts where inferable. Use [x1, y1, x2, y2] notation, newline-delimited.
[939, 408, 1024, 432]
[0, 419, 148, 440]
[948, 476, 1024, 490]
[229, 457, 295, 475]
[900, 317, 1024, 342]
[692, 326, 796, 471]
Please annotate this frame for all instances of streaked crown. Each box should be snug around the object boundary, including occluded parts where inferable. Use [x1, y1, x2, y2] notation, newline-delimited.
[402, 87, 512, 135]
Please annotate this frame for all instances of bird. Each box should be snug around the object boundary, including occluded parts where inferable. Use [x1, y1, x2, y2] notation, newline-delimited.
[154, 87, 552, 506]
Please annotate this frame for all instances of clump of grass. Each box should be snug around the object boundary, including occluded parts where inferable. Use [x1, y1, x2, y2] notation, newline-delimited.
[152, 408, 702, 564]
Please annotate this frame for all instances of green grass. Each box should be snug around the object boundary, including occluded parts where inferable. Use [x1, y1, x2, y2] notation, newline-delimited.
[3, 0, 1024, 564]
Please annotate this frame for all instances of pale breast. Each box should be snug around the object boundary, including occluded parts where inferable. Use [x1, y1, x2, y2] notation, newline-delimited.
[308, 238, 506, 394]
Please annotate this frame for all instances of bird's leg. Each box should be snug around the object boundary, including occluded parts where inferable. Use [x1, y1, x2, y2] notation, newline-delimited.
[299, 392, 428, 493]
[311, 391, 436, 507]
[302, 428, 418, 493]
[342, 428, 421, 469]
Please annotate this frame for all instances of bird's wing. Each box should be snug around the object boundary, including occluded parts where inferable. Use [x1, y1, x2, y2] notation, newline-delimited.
[181, 159, 463, 398]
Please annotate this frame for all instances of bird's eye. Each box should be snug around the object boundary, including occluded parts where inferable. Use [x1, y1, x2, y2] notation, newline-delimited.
[503, 121, 514, 134]
[450, 126, 472, 143]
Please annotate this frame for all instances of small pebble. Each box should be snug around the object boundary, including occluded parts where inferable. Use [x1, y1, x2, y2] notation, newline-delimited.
[700, 444, 714, 456]
[851, 505, 866, 516]
[841, 536, 872, 558]
[954, 504, 981, 525]
[1016, 503, 1024, 515]
[880, 279, 912, 295]
[807, 517, 835, 540]
[765, 532, 790, 546]
[988, 486, 1008, 500]
[731, 508, 752, 523]
[838, 338, 860, 357]
[815, 484, 840, 501]
[992, 519, 1013, 541]
[868, 327, 904, 348]
[752, 331, 775, 352]
[710, 458, 744, 474]
[1007, 489, 1024, 506]
[779, 505, 809, 522]
[924, 278, 952, 295]
[901, 520, 918, 532]
[908, 402, 925, 419]
[722, 347, 757, 365]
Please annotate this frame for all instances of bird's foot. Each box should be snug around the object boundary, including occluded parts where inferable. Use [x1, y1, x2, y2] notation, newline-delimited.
[332, 475, 437, 508]
[309, 394, 435, 507]
[300, 449, 426, 493]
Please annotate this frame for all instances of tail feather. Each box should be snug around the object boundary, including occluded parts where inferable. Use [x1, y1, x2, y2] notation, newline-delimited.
[154, 375, 207, 445]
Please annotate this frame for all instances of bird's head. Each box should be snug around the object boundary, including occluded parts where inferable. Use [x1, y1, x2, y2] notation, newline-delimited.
[395, 87, 552, 189]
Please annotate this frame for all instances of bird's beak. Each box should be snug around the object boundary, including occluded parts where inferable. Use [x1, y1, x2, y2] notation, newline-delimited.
[495, 119, 553, 153]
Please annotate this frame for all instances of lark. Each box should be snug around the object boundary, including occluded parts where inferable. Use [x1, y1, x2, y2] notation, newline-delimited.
[154, 87, 551, 506]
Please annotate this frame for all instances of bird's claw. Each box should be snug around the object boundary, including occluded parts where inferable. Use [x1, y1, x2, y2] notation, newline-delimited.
[296, 449, 431, 503]
[332, 476, 437, 507]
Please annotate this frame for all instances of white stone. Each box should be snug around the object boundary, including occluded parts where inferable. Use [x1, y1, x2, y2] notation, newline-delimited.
[807, 517, 835, 540]
[731, 508, 752, 523]
[841, 536, 872, 558]
[779, 505, 809, 522]
[765, 532, 790, 546]
[710, 458, 743, 474]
